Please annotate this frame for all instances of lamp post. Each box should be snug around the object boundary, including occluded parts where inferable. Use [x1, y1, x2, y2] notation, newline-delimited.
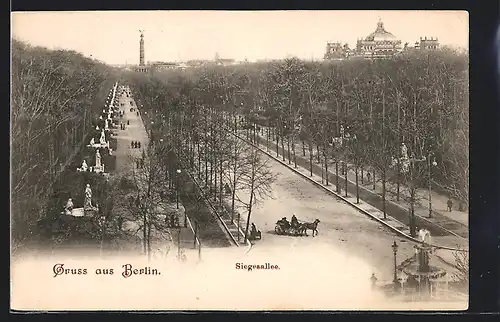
[428, 153, 438, 218]
[392, 241, 399, 289]
[150, 121, 154, 143]
[176, 169, 182, 209]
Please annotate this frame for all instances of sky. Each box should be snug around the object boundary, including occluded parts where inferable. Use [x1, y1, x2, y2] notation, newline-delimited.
[12, 10, 468, 65]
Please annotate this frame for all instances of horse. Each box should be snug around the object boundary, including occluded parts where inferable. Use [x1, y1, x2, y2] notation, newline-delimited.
[299, 219, 321, 237]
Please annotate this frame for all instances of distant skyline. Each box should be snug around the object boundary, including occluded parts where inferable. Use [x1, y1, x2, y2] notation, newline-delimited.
[12, 11, 468, 65]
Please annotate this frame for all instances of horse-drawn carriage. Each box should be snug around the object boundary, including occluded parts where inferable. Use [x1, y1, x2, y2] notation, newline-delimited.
[275, 216, 321, 237]
[248, 223, 262, 241]
[275, 218, 302, 236]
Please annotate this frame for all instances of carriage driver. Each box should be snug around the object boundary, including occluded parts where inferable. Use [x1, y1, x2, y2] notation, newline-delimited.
[291, 215, 299, 229]
[251, 223, 258, 236]
[280, 217, 290, 229]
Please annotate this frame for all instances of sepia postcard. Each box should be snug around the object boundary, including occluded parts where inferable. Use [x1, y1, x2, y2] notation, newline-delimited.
[10, 10, 469, 311]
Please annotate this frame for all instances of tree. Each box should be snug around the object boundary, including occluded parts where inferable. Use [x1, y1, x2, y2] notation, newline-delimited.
[239, 146, 277, 243]
[225, 126, 254, 221]
[124, 49, 469, 229]
[11, 39, 113, 246]
[452, 246, 469, 291]
[128, 142, 173, 261]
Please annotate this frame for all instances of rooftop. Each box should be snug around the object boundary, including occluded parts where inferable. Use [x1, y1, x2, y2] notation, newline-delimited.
[364, 19, 398, 42]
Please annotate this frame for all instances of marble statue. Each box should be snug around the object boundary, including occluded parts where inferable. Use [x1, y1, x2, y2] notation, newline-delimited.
[419, 229, 432, 245]
[89, 138, 95, 146]
[64, 198, 74, 215]
[105, 119, 109, 131]
[95, 150, 102, 169]
[84, 184, 98, 211]
[81, 160, 88, 172]
[96, 125, 100, 131]
[100, 130, 106, 145]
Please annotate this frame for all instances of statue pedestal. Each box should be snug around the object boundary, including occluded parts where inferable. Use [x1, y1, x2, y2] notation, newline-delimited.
[90, 165, 105, 174]
[87, 142, 109, 149]
[70, 208, 85, 217]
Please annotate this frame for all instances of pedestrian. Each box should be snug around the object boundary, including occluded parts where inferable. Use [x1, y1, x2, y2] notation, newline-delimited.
[447, 198, 453, 212]
[131, 141, 135, 149]
[138, 141, 141, 149]
[458, 201, 465, 212]
[366, 172, 371, 184]
[136, 160, 140, 168]
[136, 111, 139, 116]
[127, 120, 130, 125]
[370, 273, 378, 288]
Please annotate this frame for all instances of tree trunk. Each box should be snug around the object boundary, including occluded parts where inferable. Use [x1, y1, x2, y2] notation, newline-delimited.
[147, 222, 152, 261]
[292, 135, 297, 168]
[244, 192, 254, 244]
[287, 137, 291, 164]
[344, 163, 348, 197]
[316, 144, 320, 163]
[266, 126, 270, 151]
[382, 167, 387, 219]
[281, 131, 285, 161]
[361, 167, 364, 184]
[355, 165, 360, 203]
[396, 161, 400, 201]
[204, 138, 208, 186]
[409, 190, 416, 237]
[219, 158, 223, 207]
[324, 147, 329, 185]
[214, 151, 218, 202]
[335, 160, 340, 193]
[302, 140, 306, 156]
[276, 134, 279, 157]
[231, 144, 238, 221]
[319, 155, 325, 184]
[142, 213, 147, 254]
[197, 139, 201, 179]
[309, 140, 313, 177]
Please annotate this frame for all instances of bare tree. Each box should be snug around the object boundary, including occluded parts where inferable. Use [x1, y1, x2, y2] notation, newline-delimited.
[238, 146, 277, 243]
[224, 127, 253, 221]
[452, 246, 469, 290]
[127, 142, 173, 261]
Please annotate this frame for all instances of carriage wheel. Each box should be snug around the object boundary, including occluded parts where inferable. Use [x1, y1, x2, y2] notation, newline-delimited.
[275, 225, 283, 235]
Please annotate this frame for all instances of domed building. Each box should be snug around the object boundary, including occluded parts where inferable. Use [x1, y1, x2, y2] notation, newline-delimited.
[353, 18, 403, 59]
[324, 18, 405, 60]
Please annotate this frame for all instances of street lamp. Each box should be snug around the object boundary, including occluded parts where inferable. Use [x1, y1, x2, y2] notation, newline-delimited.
[428, 153, 438, 218]
[392, 241, 399, 289]
[176, 169, 182, 209]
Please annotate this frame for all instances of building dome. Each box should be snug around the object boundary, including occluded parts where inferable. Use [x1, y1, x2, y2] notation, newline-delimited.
[365, 19, 397, 42]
